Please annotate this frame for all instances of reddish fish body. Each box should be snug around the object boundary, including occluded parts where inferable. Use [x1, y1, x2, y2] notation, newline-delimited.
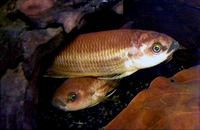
[47, 29, 179, 79]
[52, 77, 118, 111]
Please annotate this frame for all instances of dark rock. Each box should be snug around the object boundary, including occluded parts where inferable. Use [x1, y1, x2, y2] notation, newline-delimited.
[178, 0, 200, 8]
[0, 27, 24, 77]
[0, 64, 29, 130]
[0, 23, 64, 130]
[22, 30, 65, 79]
[112, 1, 123, 15]
[17, 0, 56, 19]
[0, 0, 124, 130]
[17, 0, 122, 31]
[20, 27, 62, 59]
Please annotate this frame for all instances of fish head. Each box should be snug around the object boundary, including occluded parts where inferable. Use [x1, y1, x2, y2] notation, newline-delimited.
[130, 31, 179, 69]
[52, 77, 110, 111]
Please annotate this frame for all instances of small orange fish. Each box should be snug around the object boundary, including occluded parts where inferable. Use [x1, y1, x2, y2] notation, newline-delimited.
[46, 29, 179, 79]
[52, 77, 118, 111]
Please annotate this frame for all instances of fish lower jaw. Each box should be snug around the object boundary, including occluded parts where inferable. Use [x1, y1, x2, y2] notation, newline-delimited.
[52, 101, 68, 111]
[132, 54, 168, 69]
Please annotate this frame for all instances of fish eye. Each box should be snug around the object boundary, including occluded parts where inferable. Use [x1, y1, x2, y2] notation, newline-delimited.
[67, 92, 77, 102]
[152, 42, 162, 53]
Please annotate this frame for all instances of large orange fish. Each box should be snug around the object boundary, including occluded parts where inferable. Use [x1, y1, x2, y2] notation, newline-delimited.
[46, 29, 179, 79]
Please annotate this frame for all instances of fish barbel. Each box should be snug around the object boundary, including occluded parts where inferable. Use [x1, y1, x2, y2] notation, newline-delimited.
[52, 77, 118, 111]
[46, 29, 179, 79]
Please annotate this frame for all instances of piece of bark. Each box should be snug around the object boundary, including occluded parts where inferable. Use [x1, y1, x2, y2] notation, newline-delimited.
[105, 65, 200, 130]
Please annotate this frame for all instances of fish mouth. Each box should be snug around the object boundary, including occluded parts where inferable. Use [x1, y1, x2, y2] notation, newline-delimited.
[52, 98, 68, 111]
[167, 41, 180, 54]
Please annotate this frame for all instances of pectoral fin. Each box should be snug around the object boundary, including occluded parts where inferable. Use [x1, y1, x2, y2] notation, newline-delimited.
[106, 89, 117, 98]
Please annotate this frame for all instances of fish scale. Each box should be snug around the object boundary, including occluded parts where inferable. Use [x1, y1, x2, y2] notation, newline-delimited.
[64, 57, 125, 73]
[48, 30, 133, 77]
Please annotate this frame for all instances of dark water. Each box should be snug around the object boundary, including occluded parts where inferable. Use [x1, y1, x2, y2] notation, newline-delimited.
[37, 0, 200, 129]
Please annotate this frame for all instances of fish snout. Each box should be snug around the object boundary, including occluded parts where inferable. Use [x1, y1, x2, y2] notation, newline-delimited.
[52, 97, 66, 108]
[167, 41, 180, 54]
